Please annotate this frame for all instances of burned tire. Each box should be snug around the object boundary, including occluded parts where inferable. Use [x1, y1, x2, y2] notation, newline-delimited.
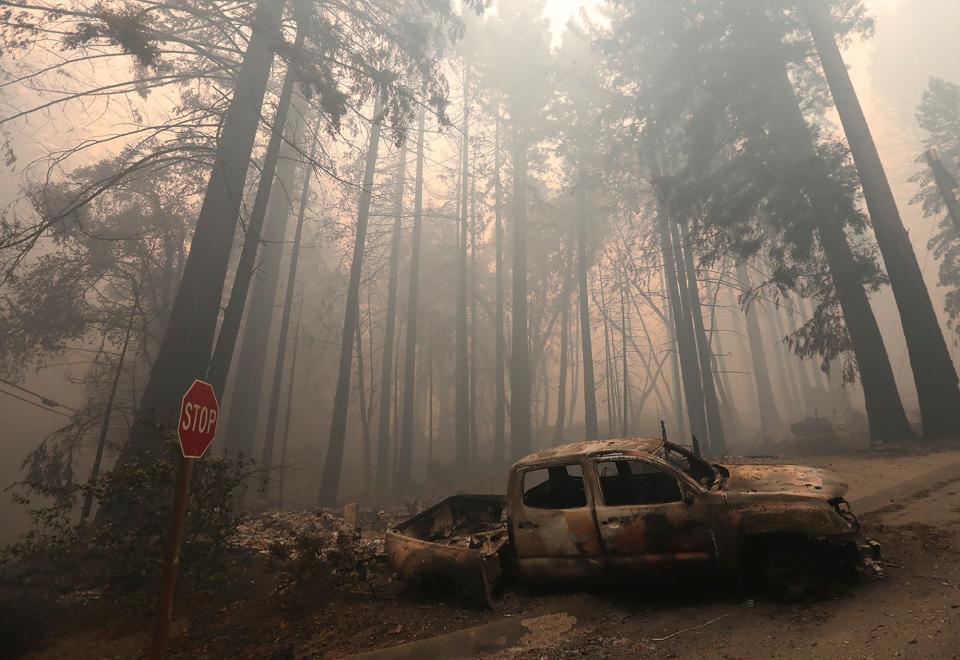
[762, 545, 828, 603]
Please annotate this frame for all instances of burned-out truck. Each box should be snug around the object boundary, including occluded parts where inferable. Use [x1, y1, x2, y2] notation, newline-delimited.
[386, 438, 880, 605]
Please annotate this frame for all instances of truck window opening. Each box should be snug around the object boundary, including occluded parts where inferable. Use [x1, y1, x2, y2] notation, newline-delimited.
[522, 464, 586, 509]
[596, 459, 684, 506]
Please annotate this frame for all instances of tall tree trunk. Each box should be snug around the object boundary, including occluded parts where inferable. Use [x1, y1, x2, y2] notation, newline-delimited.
[277, 296, 302, 511]
[710, 315, 739, 437]
[317, 86, 386, 506]
[783, 299, 818, 413]
[798, 296, 831, 398]
[428, 345, 434, 466]
[567, 311, 580, 429]
[767, 303, 805, 418]
[763, 302, 800, 422]
[375, 140, 408, 492]
[554, 288, 569, 443]
[355, 298, 372, 489]
[802, 0, 960, 439]
[677, 221, 726, 453]
[736, 263, 783, 439]
[392, 319, 402, 482]
[667, 299, 686, 442]
[818, 219, 916, 440]
[618, 263, 631, 437]
[397, 111, 426, 491]
[707, 265, 740, 437]
[658, 210, 708, 444]
[598, 267, 616, 437]
[540, 367, 550, 443]
[260, 124, 317, 493]
[455, 67, 471, 474]
[469, 154, 479, 466]
[120, 0, 285, 462]
[82, 292, 137, 522]
[212, 34, 306, 453]
[493, 114, 507, 467]
[510, 121, 532, 458]
[575, 181, 599, 438]
[760, 38, 915, 442]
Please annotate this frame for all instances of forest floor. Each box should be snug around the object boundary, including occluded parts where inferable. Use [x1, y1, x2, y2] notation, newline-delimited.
[5, 440, 960, 659]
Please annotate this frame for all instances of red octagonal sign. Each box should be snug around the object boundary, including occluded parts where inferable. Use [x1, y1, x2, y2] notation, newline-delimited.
[177, 379, 220, 458]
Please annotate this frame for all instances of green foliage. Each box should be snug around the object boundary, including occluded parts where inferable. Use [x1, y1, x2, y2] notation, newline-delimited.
[3, 442, 247, 598]
[912, 78, 960, 337]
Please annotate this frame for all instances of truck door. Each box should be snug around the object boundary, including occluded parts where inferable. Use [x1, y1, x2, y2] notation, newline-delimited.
[591, 457, 717, 574]
[511, 462, 604, 580]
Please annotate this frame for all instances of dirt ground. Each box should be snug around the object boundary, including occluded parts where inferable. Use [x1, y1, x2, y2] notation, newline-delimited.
[4, 442, 960, 659]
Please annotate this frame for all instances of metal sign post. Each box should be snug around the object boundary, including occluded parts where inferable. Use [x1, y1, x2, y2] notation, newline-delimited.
[150, 379, 219, 659]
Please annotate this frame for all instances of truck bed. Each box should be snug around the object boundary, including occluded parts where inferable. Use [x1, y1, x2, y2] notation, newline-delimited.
[385, 494, 509, 607]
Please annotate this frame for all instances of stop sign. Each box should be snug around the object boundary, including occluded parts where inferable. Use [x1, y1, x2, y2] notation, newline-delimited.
[177, 379, 219, 458]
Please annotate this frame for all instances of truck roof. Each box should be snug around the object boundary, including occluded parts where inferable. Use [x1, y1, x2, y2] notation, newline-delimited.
[512, 437, 664, 469]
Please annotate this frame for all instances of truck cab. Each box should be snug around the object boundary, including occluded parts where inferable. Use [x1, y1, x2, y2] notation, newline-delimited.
[509, 439, 727, 582]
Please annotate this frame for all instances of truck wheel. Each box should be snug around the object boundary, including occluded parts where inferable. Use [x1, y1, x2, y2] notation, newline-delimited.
[762, 545, 827, 603]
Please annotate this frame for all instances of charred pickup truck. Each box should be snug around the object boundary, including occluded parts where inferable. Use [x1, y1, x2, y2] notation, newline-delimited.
[386, 438, 880, 605]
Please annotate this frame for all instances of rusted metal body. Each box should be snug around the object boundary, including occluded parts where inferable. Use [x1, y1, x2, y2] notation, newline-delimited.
[387, 439, 877, 604]
[385, 494, 508, 607]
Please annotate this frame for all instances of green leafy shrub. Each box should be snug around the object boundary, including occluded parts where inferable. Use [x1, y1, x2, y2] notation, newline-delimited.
[3, 441, 248, 598]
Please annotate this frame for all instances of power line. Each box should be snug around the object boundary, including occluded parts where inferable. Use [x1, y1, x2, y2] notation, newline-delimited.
[0, 386, 74, 419]
[0, 377, 77, 413]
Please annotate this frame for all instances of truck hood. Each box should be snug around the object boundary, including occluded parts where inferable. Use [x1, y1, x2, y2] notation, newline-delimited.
[720, 464, 848, 499]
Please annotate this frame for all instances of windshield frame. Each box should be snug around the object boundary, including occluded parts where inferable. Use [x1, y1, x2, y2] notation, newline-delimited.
[659, 441, 718, 489]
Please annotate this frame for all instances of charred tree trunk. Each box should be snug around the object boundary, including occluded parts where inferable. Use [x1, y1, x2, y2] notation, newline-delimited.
[618, 263, 631, 437]
[355, 293, 372, 488]
[761, 41, 915, 442]
[567, 311, 580, 430]
[213, 40, 306, 455]
[763, 303, 800, 422]
[767, 303, 804, 419]
[736, 263, 783, 439]
[554, 287, 569, 443]
[455, 68, 471, 474]
[510, 123, 532, 458]
[784, 299, 819, 412]
[575, 182, 599, 439]
[667, 300, 686, 442]
[802, 0, 960, 439]
[598, 267, 616, 438]
[469, 154, 479, 466]
[317, 86, 386, 506]
[658, 209, 708, 444]
[397, 111, 426, 491]
[359, 295, 375, 485]
[493, 114, 507, 467]
[375, 140, 408, 492]
[540, 367, 550, 443]
[277, 296, 302, 510]
[678, 222, 726, 453]
[81, 292, 138, 522]
[120, 0, 285, 462]
[260, 125, 318, 493]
